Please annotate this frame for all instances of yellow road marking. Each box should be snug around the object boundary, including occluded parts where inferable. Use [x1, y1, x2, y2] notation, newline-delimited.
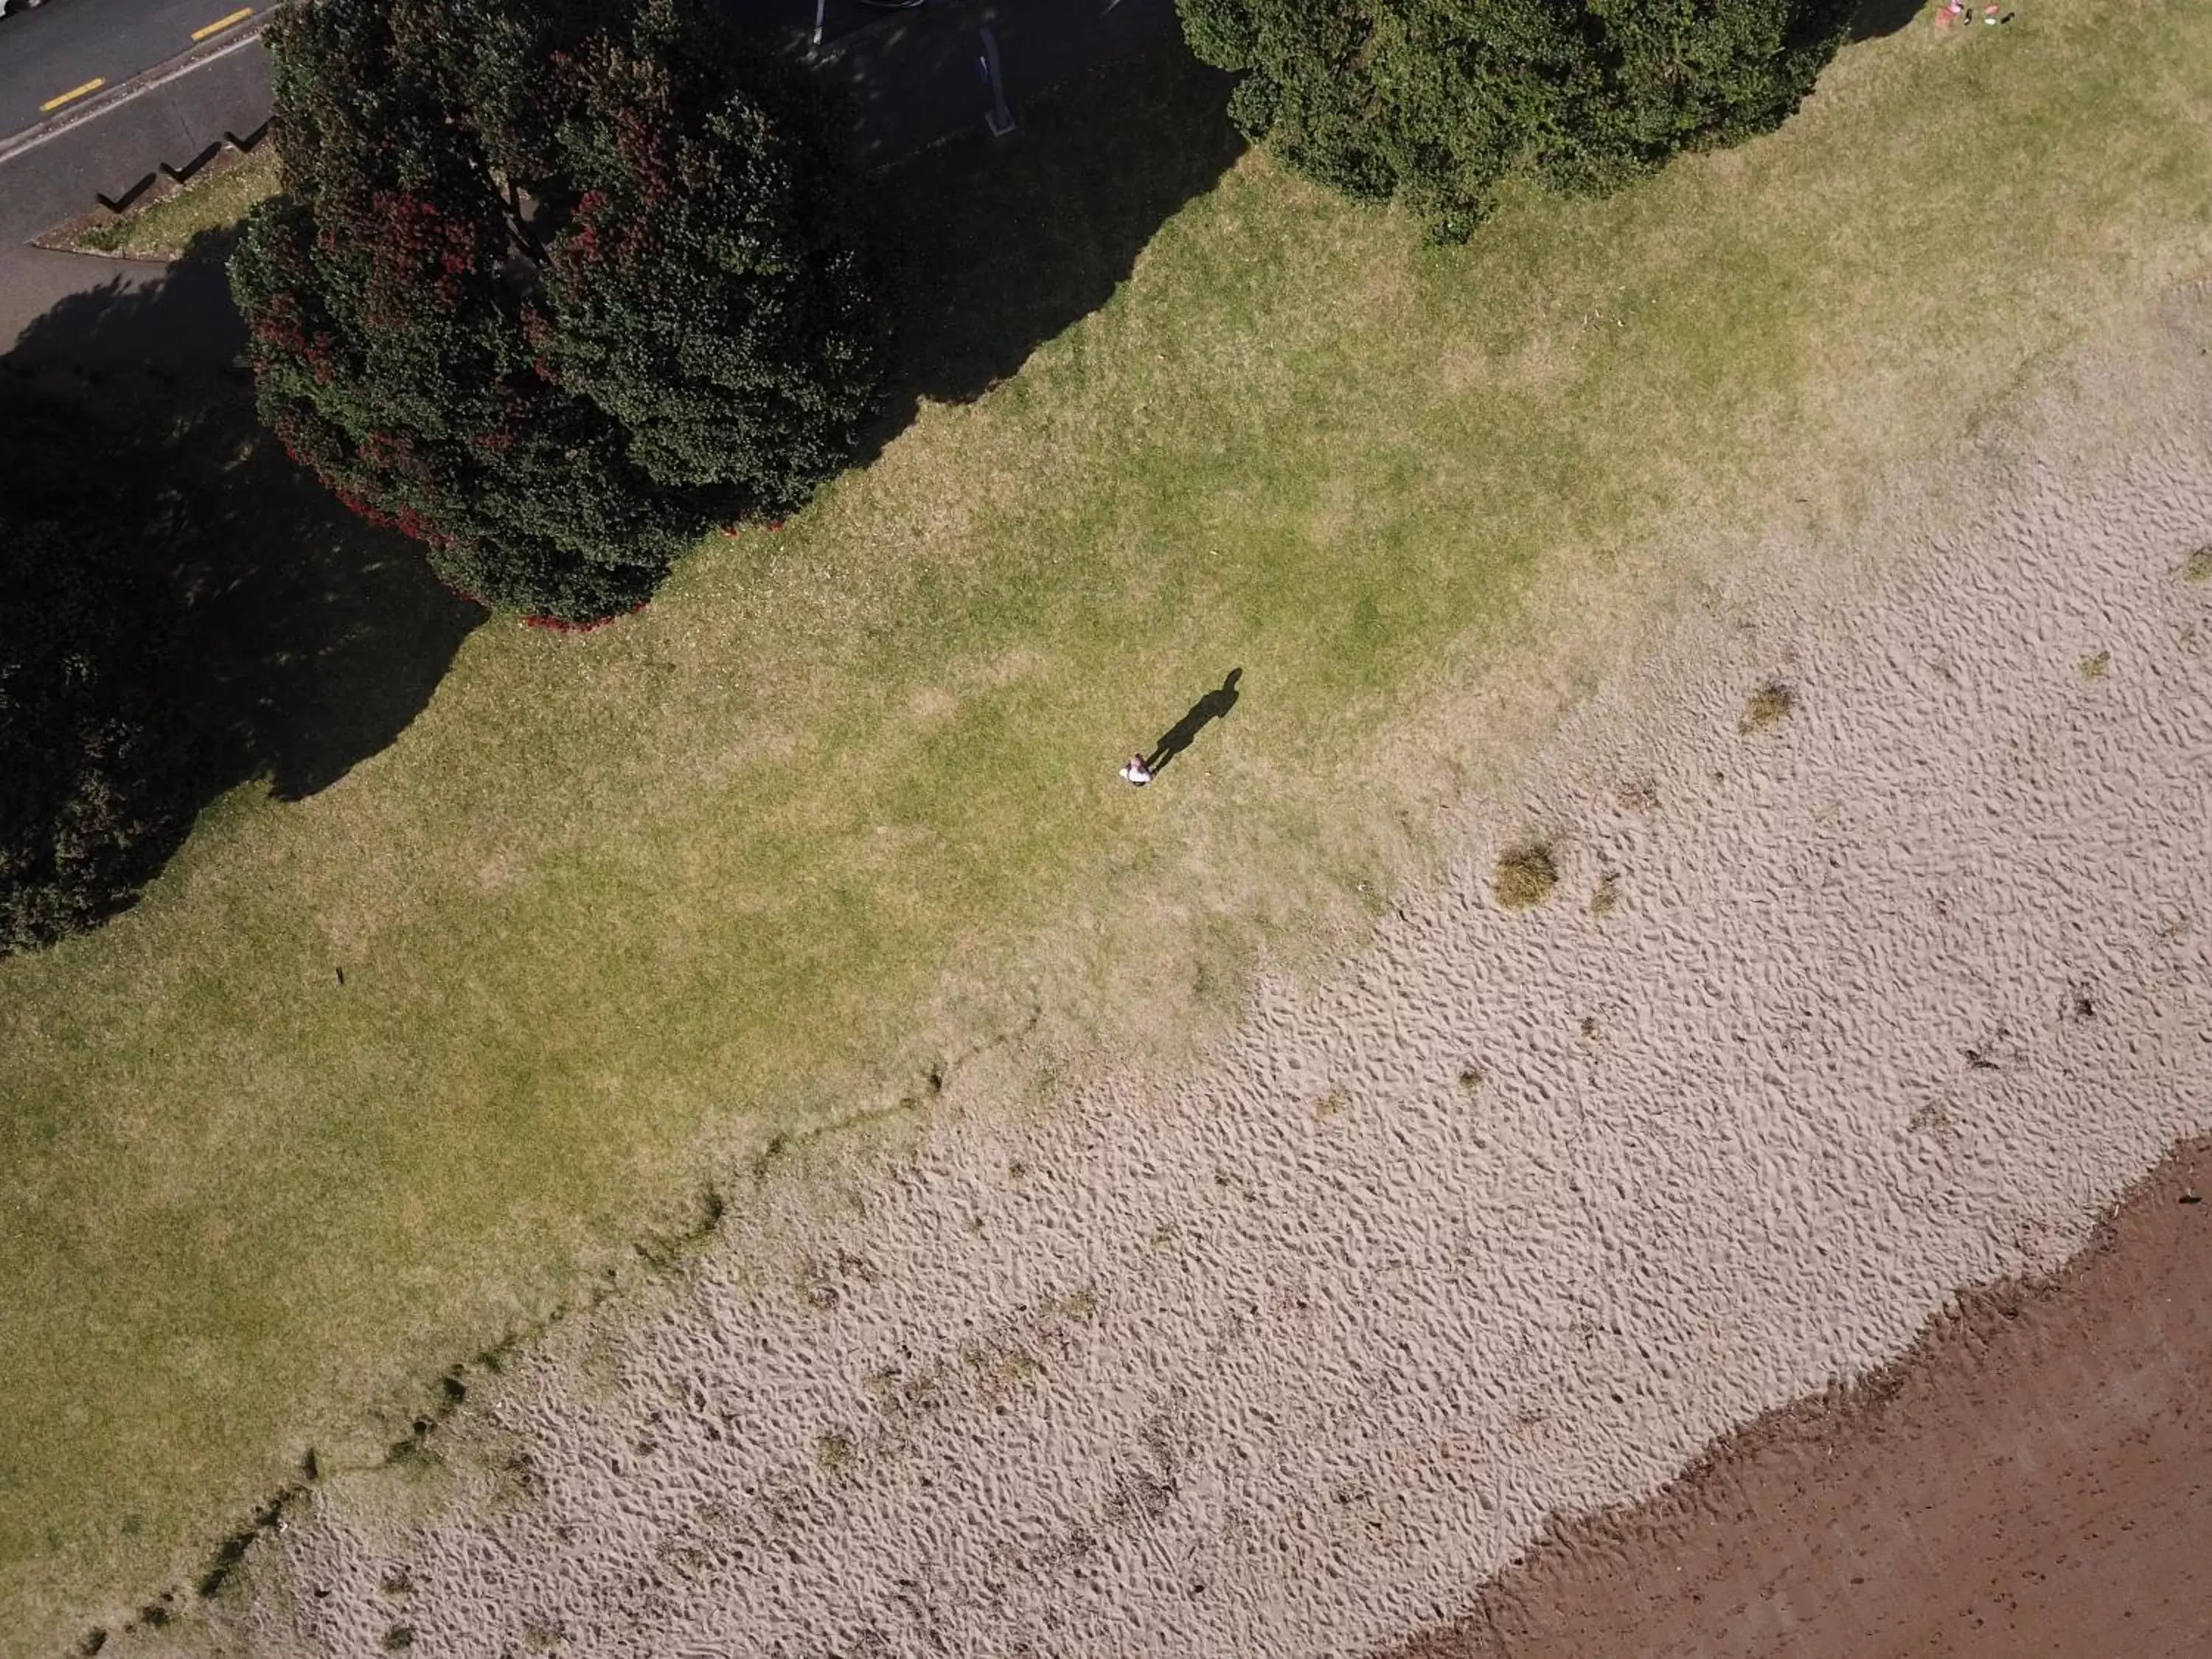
[190, 6, 254, 40]
[41, 78, 106, 113]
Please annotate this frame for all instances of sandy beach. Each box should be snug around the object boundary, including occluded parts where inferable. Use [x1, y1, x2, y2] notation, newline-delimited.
[134, 289, 2212, 1658]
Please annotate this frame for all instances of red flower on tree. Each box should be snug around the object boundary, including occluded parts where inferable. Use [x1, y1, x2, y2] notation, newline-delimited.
[229, 0, 886, 623]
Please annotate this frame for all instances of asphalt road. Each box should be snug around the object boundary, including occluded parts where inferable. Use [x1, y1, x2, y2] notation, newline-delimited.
[0, 0, 260, 141]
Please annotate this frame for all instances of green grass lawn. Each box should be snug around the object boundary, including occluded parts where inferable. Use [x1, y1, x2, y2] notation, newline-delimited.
[57, 145, 281, 261]
[5, 3, 2211, 1644]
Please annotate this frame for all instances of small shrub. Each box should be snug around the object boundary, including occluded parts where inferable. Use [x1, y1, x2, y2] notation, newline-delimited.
[814, 1430, 855, 1471]
[1741, 680, 1795, 733]
[1492, 842, 1558, 910]
[2079, 650, 2109, 680]
[994, 1351, 1043, 1387]
[1589, 874, 1619, 917]
[1054, 1285, 1100, 1321]
[2183, 546, 2212, 582]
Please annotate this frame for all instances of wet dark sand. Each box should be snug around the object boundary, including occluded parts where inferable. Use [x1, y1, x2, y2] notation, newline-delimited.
[1388, 1140, 2212, 1659]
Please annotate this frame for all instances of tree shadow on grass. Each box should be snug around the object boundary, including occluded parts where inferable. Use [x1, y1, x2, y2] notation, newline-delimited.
[866, 40, 1243, 425]
[164, 373, 489, 804]
[0, 46, 1234, 949]
[1848, 0, 1926, 39]
[2, 228, 482, 948]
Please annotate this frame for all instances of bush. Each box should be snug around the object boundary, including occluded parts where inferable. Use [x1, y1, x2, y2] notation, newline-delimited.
[231, 0, 887, 622]
[1177, 0, 1856, 238]
[0, 389, 184, 953]
[1741, 678, 1796, 731]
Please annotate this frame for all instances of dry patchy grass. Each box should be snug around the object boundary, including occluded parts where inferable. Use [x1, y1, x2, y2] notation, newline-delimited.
[58, 146, 281, 260]
[1741, 680, 1798, 732]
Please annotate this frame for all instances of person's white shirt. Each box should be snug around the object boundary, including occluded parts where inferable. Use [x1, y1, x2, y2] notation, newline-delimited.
[1120, 756, 1153, 786]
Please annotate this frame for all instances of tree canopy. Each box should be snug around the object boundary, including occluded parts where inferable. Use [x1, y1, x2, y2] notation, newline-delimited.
[231, 0, 886, 622]
[1177, 0, 1857, 238]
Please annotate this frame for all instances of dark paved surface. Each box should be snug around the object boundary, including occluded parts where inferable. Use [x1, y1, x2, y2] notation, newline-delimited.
[726, 0, 948, 53]
[0, 240, 245, 366]
[0, 0, 254, 142]
[0, 29, 268, 243]
[0, 0, 925, 147]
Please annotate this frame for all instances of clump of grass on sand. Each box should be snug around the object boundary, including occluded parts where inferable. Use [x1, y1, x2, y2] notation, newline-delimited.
[1590, 874, 1620, 917]
[1741, 680, 1797, 733]
[2182, 547, 2212, 582]
[58, 145, 280, 260]
[1054, 1286, 1100, 1321]
[2079, 650, 2110, 679]
[4, 0, 2211, 1644]
[1493, 844, 1559, 910]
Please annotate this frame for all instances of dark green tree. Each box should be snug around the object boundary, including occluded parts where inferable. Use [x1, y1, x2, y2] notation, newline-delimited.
[231, 0, 886, 622]
[1178, 0, 1857, 238]
[0, 388, 184, 954]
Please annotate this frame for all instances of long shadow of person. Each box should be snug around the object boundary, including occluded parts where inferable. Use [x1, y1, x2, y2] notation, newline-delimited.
[1147, 668, 1242, 775]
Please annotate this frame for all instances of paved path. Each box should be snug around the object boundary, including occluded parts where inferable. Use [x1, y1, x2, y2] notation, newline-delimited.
[0, 241, 245, 367]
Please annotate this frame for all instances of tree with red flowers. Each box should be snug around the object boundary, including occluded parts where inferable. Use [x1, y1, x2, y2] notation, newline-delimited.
[231, 0, 885, 622]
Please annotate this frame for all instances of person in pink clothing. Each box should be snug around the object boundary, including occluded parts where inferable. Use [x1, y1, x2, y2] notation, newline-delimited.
[1120, 754, 1153, 787]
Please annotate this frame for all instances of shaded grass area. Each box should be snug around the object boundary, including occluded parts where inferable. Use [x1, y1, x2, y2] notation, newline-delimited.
[52, 147, 282, 262]
[4, 8, 2212, 1645]
[0, 347, 480, 947]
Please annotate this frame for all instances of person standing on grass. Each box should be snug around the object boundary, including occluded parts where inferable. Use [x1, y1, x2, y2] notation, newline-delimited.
[1121, 754, 1153, 787]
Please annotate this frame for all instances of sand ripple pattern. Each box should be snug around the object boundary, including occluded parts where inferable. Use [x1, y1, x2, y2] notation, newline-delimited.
[206, 319, 2212, 1658]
